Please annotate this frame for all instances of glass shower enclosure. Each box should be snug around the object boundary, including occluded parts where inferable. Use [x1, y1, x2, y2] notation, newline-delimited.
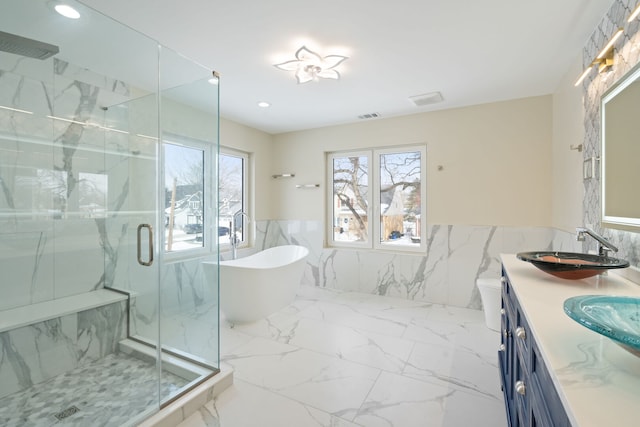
[0, 1, 220, 425]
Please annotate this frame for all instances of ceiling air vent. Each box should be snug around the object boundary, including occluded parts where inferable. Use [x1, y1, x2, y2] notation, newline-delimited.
[358, 112, 381, 120]
[409, 91, 444, 106]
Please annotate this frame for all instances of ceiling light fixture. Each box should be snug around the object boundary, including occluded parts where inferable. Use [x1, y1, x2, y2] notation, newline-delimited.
[257, 101, 270, 108]
[54, 4, 80, 19]
[274, 46, 348, 84]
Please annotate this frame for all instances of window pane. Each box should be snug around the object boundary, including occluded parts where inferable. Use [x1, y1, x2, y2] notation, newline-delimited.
[164, 143, 204, 252]
[379, 150, 421, 246]
[219, 153, 244, 245]
[332, 155, 369, 243]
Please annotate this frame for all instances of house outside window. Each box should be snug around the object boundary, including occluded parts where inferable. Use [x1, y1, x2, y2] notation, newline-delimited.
[328, 145, 426, 252]
[163, 139, 209, 255]
[219, 148, 249, 248]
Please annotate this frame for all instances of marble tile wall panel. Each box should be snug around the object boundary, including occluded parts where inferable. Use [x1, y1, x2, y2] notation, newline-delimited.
[131, 256, 219, 365]
[0, 300, 126, 400]
[581, 0, 640, 270]
[0, 54, 144, 310]
[0, 231, 54, 311]
[255, 220, 576, 309]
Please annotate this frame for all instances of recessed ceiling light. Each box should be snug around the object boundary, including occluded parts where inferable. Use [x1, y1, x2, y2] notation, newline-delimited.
[258, 101, 270, 108]
[54, 4, 80, 19]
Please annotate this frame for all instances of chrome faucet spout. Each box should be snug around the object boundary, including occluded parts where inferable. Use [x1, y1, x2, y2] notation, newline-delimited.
[230, 210, 250, 260]
[576, 227, 618, 256]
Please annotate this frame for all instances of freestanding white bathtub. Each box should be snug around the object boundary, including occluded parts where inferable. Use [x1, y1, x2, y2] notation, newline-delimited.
[203, 245, 309, 324]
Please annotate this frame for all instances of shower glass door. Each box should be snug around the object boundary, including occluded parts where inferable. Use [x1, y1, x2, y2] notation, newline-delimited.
[0, 0, 220, 425]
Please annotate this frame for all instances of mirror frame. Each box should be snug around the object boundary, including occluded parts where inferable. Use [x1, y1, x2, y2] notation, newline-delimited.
[601, 63, 640, 231]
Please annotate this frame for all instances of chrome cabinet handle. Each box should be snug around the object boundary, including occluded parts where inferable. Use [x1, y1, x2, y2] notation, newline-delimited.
[515, 380, 526, 396]
[515, 326, 526, 340]
[500, 277, 506, 285]
[503, 329, 510, 339]
[137, 224, 154, 266]
[500, 308, 505, 315]
[499, 344, 505, 352]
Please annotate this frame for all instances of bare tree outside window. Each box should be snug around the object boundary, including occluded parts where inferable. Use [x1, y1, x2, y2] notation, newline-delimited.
[379, 151, 421, 245]
[332, 155, 369, 243]
[329, 146, 426, 251]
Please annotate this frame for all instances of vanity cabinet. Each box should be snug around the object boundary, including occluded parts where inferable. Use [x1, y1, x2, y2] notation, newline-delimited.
[499, 269, 571, 427]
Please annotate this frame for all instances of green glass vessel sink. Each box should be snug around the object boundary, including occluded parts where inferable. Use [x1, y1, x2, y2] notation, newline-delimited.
[517, 251, 629, 280]
[564, 295, 640, 357]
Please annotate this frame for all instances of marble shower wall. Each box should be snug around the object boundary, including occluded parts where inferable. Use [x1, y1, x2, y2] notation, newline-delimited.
[129, 256, 220, 366]
[0, 51, 152, 397]
[581, 0, 640, 267]
[254, 220, 579, 309]
[0, 300, 127, 400]
[0, 53, 149, 311]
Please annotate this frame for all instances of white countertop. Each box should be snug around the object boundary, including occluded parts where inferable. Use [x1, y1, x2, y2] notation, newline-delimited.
[501, 254, 640, 427]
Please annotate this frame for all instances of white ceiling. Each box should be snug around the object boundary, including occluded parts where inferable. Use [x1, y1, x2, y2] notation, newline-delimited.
[78, 0, 613, 135]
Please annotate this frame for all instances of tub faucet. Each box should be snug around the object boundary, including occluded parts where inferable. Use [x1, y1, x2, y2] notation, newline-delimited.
[576, 227, 618, 257]
[231, 210, 250, 259]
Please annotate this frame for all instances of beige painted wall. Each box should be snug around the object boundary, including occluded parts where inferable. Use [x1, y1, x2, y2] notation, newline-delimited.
[551, 54, 585, 232]
[219, 117, 274, 220]
[270, 96, 553, 226]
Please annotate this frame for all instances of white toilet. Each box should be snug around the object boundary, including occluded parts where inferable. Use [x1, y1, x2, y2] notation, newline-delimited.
[477, 278, 502, 331]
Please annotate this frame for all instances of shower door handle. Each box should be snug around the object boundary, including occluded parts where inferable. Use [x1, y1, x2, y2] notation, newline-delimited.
[137, 224, 154, 266]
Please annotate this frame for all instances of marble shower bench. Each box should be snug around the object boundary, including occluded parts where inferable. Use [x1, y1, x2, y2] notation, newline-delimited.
[0, 288, 129, 400]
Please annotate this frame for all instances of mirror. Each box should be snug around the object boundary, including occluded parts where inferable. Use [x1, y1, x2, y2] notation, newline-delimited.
[601, 64, 640, 231]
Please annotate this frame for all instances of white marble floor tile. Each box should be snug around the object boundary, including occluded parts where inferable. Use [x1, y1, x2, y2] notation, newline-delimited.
[180, 379, 362, 427]
[440, 387, 507, 427]
[403, 341, 502, 399]
[224, 337, 380, 415]
[330, 291, 436, 323]
[219, 327, 254, 356]
[403, 316, 500, 358]
[297, 299, 409, 337]
[286, 317, 415, 373]
[349, 371, 452, 427]
[182, 287, 506, 427]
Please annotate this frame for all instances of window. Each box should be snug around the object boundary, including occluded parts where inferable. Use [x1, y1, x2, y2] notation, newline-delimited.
[328, 145, 426, 251]
[219, 148, 248, 248]
[163, 137, 210, 255]
[162, 138, 249, 256]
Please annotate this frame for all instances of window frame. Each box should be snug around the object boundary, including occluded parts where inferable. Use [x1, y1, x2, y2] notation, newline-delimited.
[327, 145, 427, 253]
[162, 134, 214, 261]
[219, 146, 250, 252]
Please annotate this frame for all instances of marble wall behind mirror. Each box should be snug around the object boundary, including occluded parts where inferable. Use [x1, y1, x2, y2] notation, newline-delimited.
[581, 0, 640, 269]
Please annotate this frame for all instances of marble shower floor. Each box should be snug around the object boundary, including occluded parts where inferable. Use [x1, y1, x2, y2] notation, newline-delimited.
[180, 286, 507, 427]
[0, 351, 189, 427]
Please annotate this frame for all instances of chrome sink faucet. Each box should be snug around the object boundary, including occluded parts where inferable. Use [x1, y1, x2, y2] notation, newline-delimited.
[230, 209, 250, 259]
[576, 227, 618, 257]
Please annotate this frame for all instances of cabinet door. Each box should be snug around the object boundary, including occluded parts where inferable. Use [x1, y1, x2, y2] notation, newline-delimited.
[530, 341, 570, 427]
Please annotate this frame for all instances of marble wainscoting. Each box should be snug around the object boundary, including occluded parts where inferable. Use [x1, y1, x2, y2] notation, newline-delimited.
[0, 300, 127, 400]
[254, 220, 580, 309]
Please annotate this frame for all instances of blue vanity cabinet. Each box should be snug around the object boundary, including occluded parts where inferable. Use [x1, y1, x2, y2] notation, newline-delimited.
[499, 269, 571, 427]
